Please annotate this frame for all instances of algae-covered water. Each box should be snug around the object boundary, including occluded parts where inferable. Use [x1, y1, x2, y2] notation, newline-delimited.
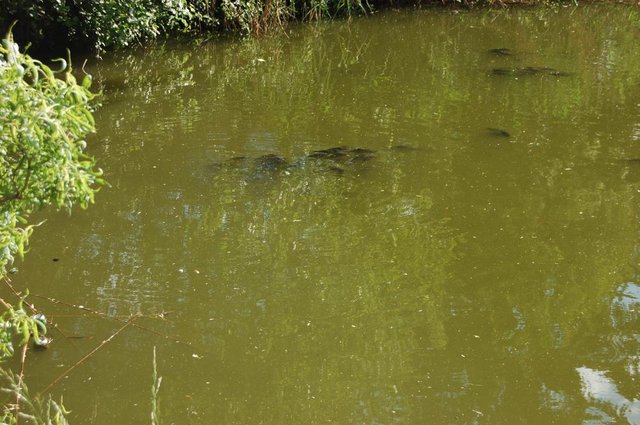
[8, 4, 640, 424]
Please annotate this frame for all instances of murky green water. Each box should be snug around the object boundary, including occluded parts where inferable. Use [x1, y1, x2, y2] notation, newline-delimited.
[7, 4, 640, 423]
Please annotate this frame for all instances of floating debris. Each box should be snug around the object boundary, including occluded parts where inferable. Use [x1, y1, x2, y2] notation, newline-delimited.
[33, 335, 51, 349]
[31, 313, 49, 348]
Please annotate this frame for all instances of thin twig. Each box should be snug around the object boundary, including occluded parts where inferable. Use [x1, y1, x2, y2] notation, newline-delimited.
[38, 315, 137, 396]
[0, 296, 12, 310]
[30, 293, 172, 321]
[30, 293, 195, 347]
[6, 279, 207, 353]
[2, 278, 82, 351]
[2, 278, 32, 311]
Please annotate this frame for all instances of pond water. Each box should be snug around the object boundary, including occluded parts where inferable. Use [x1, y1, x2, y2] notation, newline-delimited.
[7, 4, 640, 424]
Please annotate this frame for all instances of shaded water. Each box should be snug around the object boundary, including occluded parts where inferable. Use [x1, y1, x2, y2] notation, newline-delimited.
[7, 4, 640, 424]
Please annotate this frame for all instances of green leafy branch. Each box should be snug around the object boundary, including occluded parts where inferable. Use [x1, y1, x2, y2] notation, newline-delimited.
[0, 27, 105, 277]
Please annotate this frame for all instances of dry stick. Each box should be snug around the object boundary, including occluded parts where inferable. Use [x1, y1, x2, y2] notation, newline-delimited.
[0, 296, 12, 310]
[1, 278, 26, 311]
[38, 315, 137, 397]
[2, 278, 38, 315]
[23, 283, 212, 354]
[4, 278, 98, 348]
[31, 293, 172, 322]
[31, 294, 196, 348]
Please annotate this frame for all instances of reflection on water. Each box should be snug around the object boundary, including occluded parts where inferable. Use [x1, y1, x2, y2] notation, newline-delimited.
[5, 4, 640, 424]
[578, 367, 640, 425]
[578, 281, 640, 424]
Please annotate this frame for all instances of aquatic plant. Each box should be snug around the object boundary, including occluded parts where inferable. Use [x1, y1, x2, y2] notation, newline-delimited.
[151, 347, 162, 425]
[0, 368, 69, 425]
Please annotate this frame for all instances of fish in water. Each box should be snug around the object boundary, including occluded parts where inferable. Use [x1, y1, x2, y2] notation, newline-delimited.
[390, 144, 418, 152]
[307, 146, 377, 164]
[350, 147, 375, 155]
[308, 146, 349, 159]
[255, 154, 288, 171]
[547, 70, 574, 77]
[491, 66, 572, 77]
[227, 156, 251, 168]
[491, 67, 514, 76]
[348, 147, 376, 162]
[326, 165, 346, 175]
[486, 128, 511, 138]
[488, 48, 514, 57]
[491, 67, 543, 76]
[208, 146, 382, 180]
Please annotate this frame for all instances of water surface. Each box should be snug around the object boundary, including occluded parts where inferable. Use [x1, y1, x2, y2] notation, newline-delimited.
[8, 5, 640, 424]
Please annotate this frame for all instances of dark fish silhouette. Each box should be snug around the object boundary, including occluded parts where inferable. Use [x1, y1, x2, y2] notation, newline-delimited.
[326, 165, 346, 175]
[486, 128, 511, 138]
[350, 147, 375, 155]
[348, 147, 376, 162]
[488, 48, 514, 57]
[548, 70, 574, 77]
[228, 156, 250, 165]
[390, 144, 418, 152]
[491, 66, 572, 77]
[208, 145, 384, 179]
[255, 154, 287, 171]
[491, 68, 513, 76]
[308, 146, 349, 159]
